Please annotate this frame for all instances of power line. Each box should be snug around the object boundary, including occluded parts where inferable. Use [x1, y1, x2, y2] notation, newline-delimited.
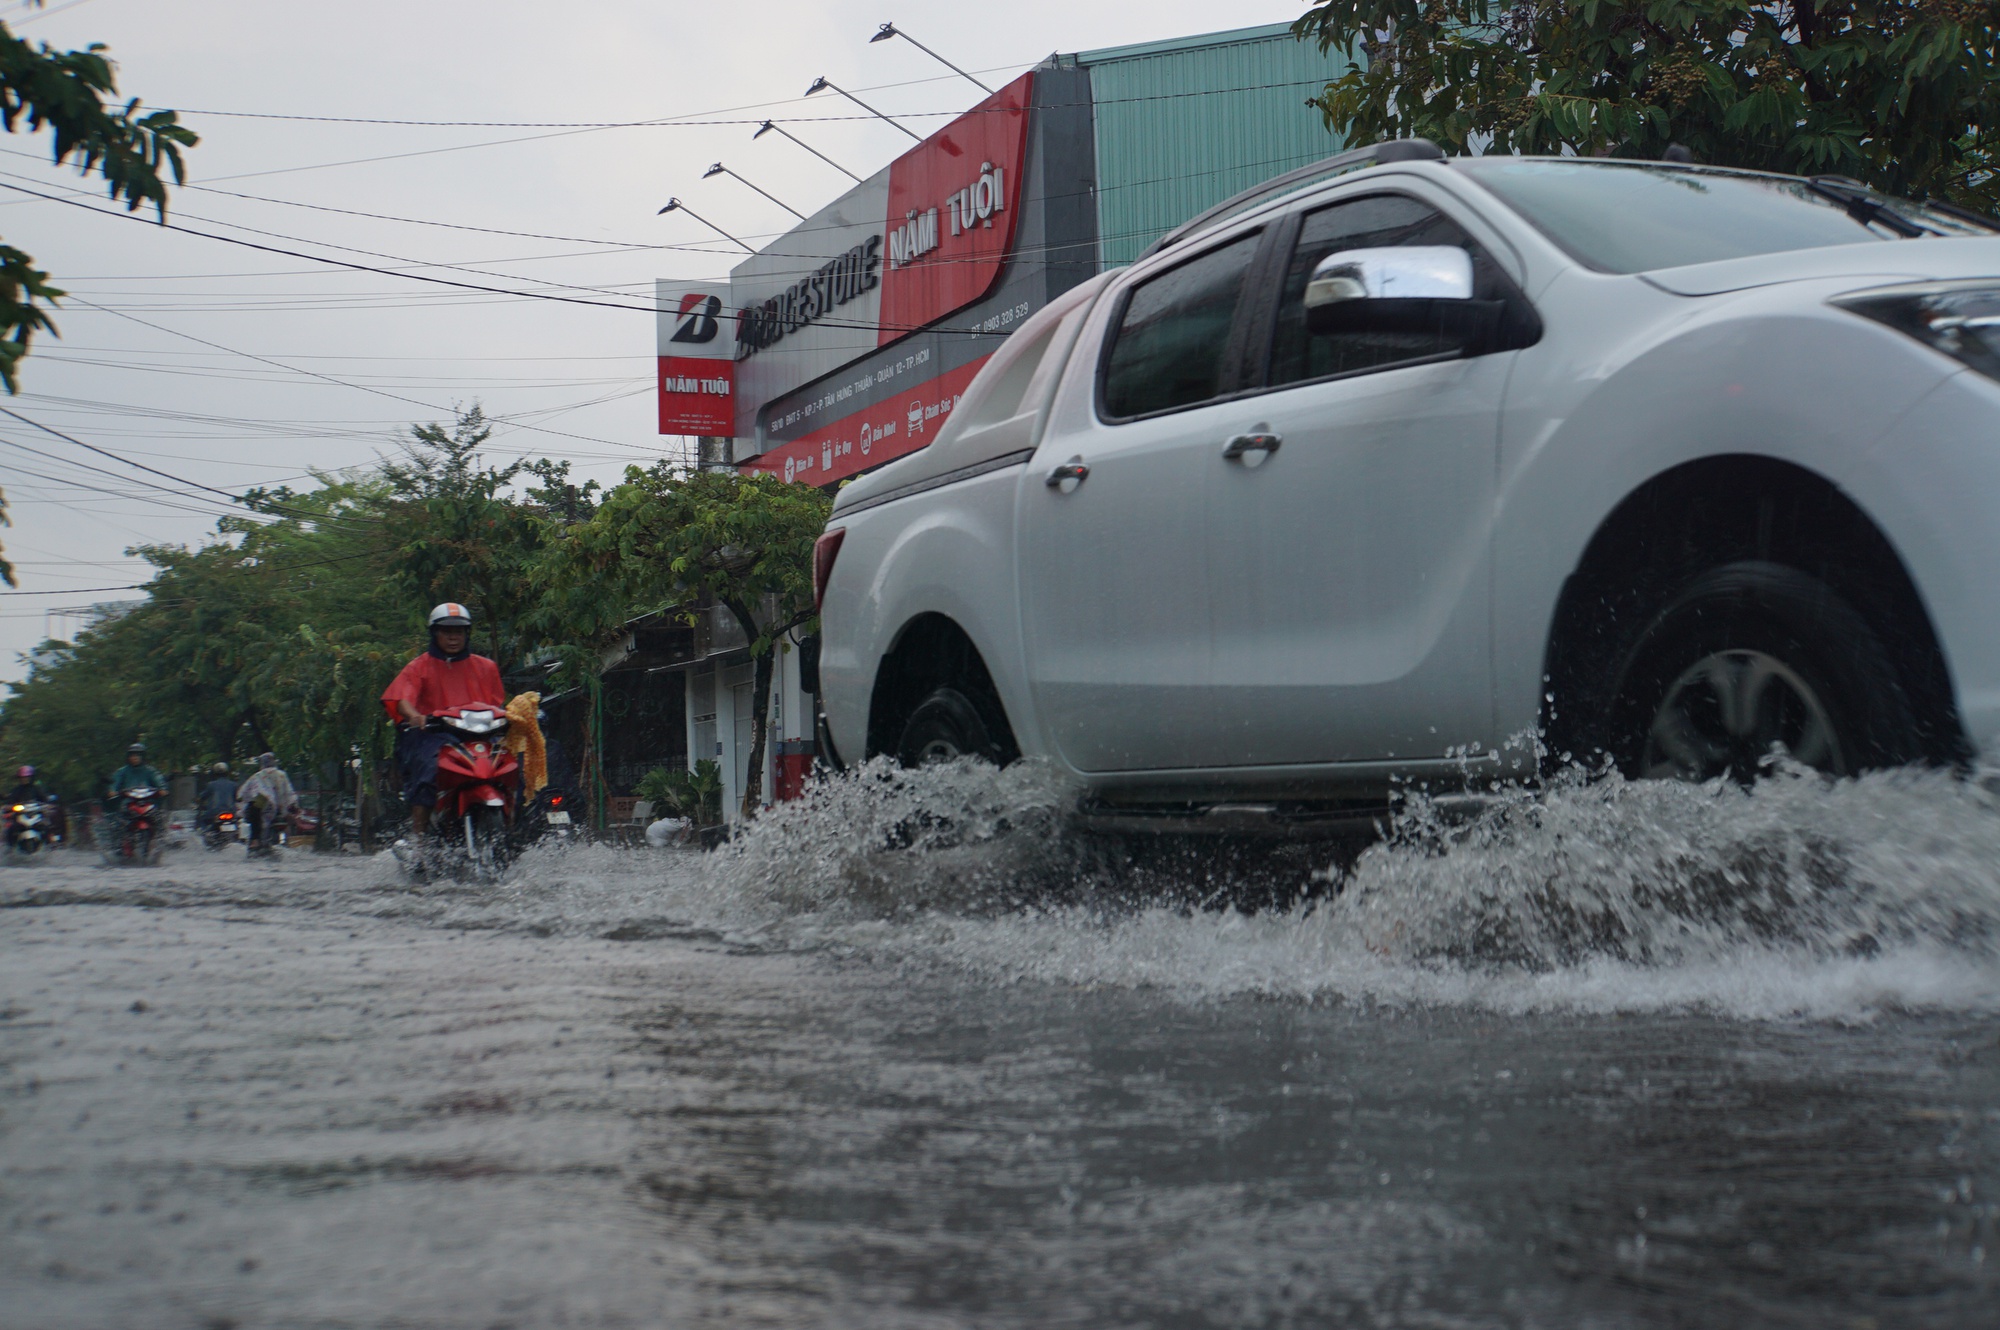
[167, 76, 1336, 131]
[11, 0, 104, 28]
[2, 137, 1338, 288]
[0, 169, 661, 304]
[0, 407, 388, 531]
[0, 454, 239, 518]
[0, 177, 1033, 339]
[0, 433, 269, 515]
[172, 73, 1338, 184]
[0, 406, 264, 503]
[0, 179, 658, 311]
[166, 60, 1041, 132]
[60, 295, 669, 457]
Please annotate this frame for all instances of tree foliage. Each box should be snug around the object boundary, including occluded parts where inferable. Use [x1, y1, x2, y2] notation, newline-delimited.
[373, 405, 593, 670]
[1294, 1, 2000, 207]
[553, 467, 830, 818]
[0, 409, 580, 808]
[0, 410, 833, 825]
[0, 1, 197, 584]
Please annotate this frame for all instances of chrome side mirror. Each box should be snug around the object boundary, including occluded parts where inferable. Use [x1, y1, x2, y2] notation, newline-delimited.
[1303, 244, 1500, 350]
[1305, 245, 1474, 307]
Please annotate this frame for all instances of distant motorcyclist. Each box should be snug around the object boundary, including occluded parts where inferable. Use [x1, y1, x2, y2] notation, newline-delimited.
[236, 752, 302, 851]
[6, 765, 52, 847]
[110, 744, 166, 795]
[198, 762, 237, 832]
[8, 765, 50, 805]
[105, 744, 165, 847]
[380, 602, 506, 838]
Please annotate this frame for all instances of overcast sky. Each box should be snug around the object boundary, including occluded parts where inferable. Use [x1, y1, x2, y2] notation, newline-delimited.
[0, 0, 1311, 679]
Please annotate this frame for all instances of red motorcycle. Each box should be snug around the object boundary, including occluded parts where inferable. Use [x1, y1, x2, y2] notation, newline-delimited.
[103, 787, 163, 867]
[415, 704, 522, 880]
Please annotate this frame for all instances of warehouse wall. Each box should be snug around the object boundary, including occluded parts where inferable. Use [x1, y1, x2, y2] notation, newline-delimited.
[1078, 22, 1358, 267]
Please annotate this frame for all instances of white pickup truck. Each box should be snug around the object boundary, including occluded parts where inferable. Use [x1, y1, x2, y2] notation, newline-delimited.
[811, 140, 2000, 834]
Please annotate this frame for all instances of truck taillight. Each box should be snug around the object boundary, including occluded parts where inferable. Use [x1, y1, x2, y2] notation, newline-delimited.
[813, 528, 845, 611]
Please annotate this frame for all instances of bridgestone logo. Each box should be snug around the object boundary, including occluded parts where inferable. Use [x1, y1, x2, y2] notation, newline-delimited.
[735, 235, 882, 362]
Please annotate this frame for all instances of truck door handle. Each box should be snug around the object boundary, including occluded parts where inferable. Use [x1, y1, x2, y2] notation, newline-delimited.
[1045, 458, 1089, 489]
[1222, 431, 1282, 461]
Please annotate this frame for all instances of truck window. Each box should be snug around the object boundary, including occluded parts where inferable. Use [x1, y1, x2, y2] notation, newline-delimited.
[1268, 194, 1486, 387]
[1101, 231, 1260, 420]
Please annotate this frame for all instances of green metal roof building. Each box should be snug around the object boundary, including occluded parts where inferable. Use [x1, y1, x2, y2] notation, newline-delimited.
[1061, 22, 1360, 267]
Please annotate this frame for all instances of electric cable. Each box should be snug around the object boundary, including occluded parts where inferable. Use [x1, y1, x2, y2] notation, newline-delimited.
[168, 76, 1336, 131]
[1, 139, 1330, 287]
[60, 295, 668, 455]
[0, 432, 295, 514]
[0, 407, 277, 504]
[0, 408, 387, 532]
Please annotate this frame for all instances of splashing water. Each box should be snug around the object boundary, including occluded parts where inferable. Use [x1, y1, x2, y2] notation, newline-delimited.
[663, 756, 2000, 1021]
[709, 755, 1082, 915]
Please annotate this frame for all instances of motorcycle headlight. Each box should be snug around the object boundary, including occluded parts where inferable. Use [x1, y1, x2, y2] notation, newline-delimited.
[1833, 281, 2000, 383]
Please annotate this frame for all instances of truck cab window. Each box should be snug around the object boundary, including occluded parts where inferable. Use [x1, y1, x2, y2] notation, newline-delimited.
[1101, 231, 1260, 420]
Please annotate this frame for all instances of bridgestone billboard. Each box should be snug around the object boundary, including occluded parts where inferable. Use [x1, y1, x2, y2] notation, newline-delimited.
[658, 62, 1098, 487]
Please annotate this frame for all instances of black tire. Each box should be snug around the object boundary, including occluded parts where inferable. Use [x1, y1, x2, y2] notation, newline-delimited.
[470, 805, 507, 879]
[896, 686, 1005, 767]
[1600, 561, 1920, 781]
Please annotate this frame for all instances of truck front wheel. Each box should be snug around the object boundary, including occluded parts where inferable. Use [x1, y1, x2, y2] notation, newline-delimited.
[1606, 561, 1920, 782]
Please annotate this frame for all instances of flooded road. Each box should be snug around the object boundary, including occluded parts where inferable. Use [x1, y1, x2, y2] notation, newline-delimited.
[4, 761, 1999, 1327]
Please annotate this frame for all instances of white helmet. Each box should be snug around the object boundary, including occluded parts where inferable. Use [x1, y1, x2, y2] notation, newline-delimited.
[428, 602, 472, 629]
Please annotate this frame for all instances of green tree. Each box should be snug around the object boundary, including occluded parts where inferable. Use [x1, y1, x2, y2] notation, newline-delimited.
[0, 1, 198, 584]
[0, 422, 612, 827]
[0, 625, 147, 799]
[380, 405, 589, 671]
[554, 467, 829, 819]
[1294, 1, 2000, 207]
[0, 471, 408, 798]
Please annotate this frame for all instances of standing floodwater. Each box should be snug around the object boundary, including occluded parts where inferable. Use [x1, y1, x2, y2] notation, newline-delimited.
[3, 762, 1998, 1327]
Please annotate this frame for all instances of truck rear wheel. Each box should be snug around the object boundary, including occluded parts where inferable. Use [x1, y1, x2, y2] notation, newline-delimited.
[896, 687, 1002, 767]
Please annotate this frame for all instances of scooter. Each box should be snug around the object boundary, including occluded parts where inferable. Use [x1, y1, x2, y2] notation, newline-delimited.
[393, 705, 522, 883]
[102, 788, 164, 867]
[519, 785, 579, 847]
[201, 809, 240, 850]
[8, 800, 51, 857]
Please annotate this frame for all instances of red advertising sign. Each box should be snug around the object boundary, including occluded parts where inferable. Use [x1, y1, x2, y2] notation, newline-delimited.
[742, 356, 990, 488]
[657, 355, 735, 435]
[876, 72, 1033, 347]
[656, 281, 735, 435]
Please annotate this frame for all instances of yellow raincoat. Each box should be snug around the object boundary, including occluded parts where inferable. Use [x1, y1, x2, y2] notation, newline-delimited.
[503, 692, 548, 796]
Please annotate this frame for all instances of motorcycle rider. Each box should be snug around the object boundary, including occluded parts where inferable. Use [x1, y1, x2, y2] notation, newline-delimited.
[107, 743, 166, 841]
[110, 744, 166, 795]
[380, 602, 506, 838]
[236, 752, 302, 851]
[198, 762, 237, 836]
[8, 764, 50, 805]
[5, 764, 52, 847]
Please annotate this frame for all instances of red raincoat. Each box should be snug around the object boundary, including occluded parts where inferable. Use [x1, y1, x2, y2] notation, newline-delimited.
[380, 651, 506, 722]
